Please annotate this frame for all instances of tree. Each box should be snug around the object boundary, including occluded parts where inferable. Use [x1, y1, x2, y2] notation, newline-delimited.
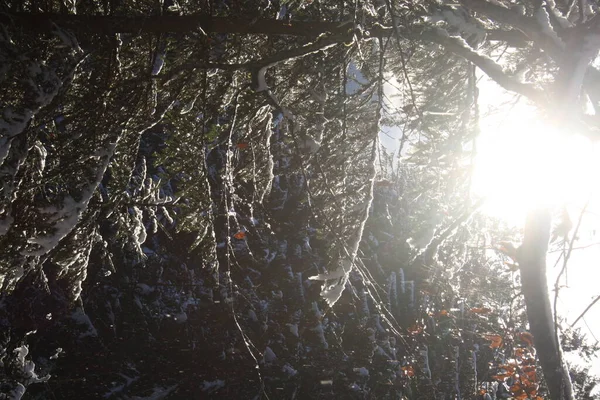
[1, 0, 599, 399]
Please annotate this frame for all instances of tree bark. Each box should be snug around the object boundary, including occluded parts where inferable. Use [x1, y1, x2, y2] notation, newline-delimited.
[519, 209, 575, 400]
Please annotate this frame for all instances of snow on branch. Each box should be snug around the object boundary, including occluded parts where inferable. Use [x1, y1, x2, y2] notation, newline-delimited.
[308, 142, 378, 306]
[421, 27, 546, 105]
[23, 144, 116, 257]
[460, 0, 564, 60]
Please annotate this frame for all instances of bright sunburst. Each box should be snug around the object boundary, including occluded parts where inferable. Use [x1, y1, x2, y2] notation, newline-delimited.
[471, 105, 600, 226]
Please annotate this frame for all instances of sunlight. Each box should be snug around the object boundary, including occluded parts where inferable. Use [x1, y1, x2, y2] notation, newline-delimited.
[473, 107, 600, 361]
[472, 110, 600, 227]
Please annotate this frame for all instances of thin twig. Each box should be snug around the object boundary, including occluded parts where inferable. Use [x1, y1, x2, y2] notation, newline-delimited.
[553, 199, 590, 359]
[570, 295, 600, 329]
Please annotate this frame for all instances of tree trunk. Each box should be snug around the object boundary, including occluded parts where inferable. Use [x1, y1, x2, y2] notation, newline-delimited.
[519, 209, 575, 400]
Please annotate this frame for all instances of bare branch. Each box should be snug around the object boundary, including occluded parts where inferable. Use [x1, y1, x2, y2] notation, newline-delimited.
[570, 295, 600, 328]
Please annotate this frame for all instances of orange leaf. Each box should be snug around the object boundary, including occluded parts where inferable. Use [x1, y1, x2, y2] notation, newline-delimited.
[233, 231, 246, 239]
[522, 366, 537, 382]
[492, 373, 512, 381]
[407, 324, 423, 335]
[401, 365, 415, 377]
[478, 389, 487, 395]
[436, 310, 450, 317]
[470, 307, 492, 314]
[510, 383, 522, 392]
[483, 334, 503, 348]
[497, 364, 516, 373]
[519, 332, 534, 346]
[236, 143, 249, 149]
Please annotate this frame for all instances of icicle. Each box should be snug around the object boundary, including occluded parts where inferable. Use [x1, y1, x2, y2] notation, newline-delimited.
[33, 141, 47, 173]
[398, 268, 405, 294]
[419, 346, 431, 379]
[471, 349, 478, 392]
[407, 281, 415, 309]
[360, 289, 370, 316]
[260, 112, 274, 203]
[262, 347, 277, 364]
[131, 206, 147, 255]
[388, 272, 397, 307]
[312, 302, 329, 349]
[454, 346, 461, 399]
[255, 67, 269, 92]
[282, 363, 298, 376]
[295, 272, 305, 302]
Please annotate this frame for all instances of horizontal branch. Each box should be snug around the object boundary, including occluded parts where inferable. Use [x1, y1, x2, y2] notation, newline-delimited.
[2, 13, 376, 37]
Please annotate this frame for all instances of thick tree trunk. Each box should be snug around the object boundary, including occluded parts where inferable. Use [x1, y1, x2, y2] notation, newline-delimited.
[519, 209, 575, 400]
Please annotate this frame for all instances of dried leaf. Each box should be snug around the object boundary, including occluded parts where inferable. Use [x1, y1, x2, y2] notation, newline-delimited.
[519, 332, 534, 346]
[401, 365, 415, 377]
[407, 324, 423, 335]
[483, 334, 503, 348]
[470, 307, 492, 314]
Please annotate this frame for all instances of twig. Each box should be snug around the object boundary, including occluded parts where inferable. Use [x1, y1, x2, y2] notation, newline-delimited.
[570, 295, 600, 329]
[553, 199, 590, 365]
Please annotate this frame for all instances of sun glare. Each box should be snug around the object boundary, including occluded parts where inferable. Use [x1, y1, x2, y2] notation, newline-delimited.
[472, 112, 600, 226]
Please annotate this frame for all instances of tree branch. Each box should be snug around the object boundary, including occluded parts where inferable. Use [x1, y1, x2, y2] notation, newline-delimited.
[460, 0, 564, 60]
[570, 295, 600, 329]
[1, 13, 353, 37]
[419, 28, 547, 105]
